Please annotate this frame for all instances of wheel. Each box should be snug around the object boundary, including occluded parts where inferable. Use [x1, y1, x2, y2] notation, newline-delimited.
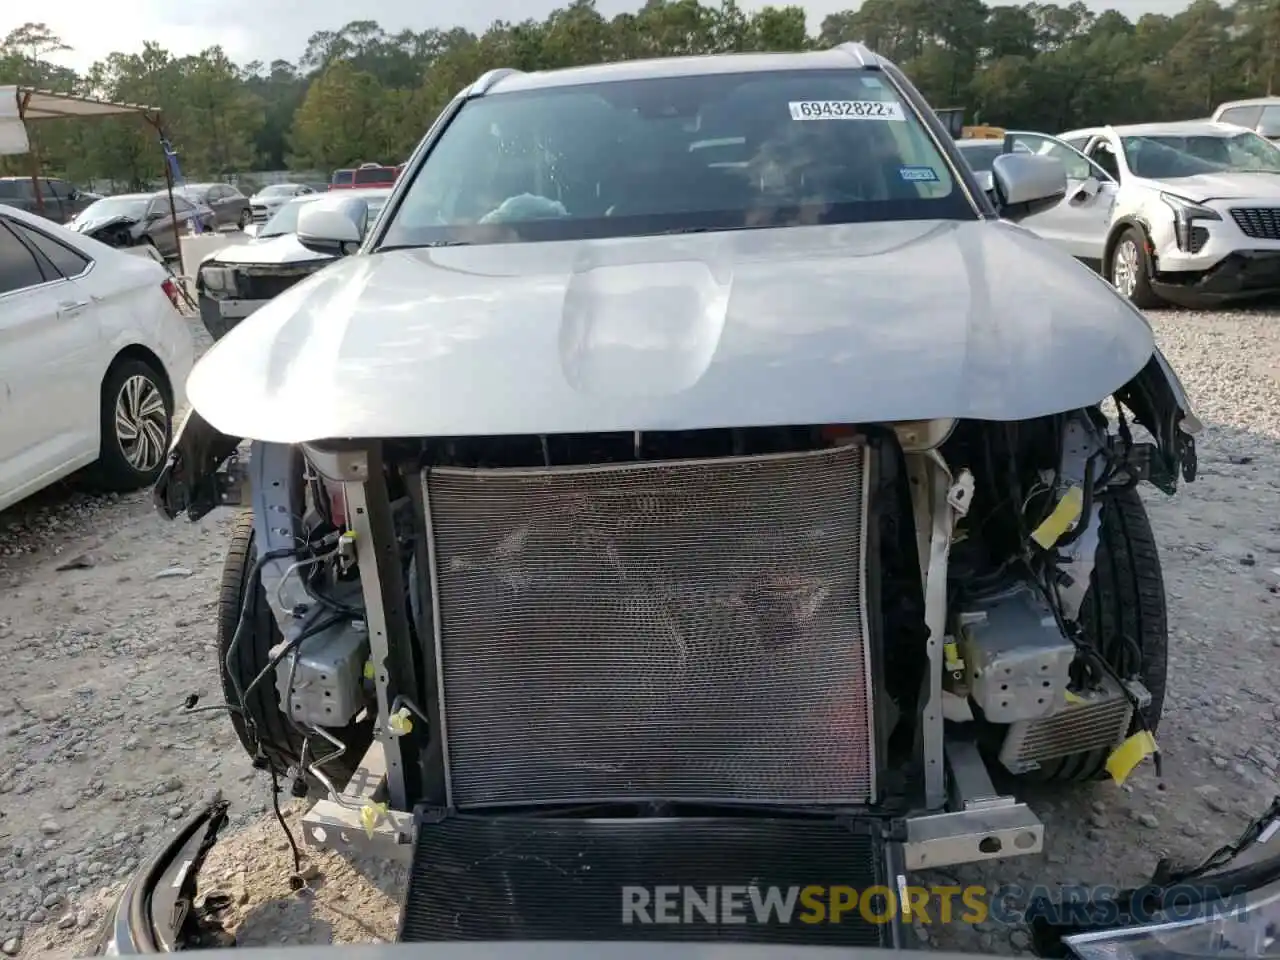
[84, 357, 172, 491]
[1109, 227, 1163, 308]
[1023, 485, 1168, 782]
[237, 208, 252, 230]
[218, 511, 374, 794]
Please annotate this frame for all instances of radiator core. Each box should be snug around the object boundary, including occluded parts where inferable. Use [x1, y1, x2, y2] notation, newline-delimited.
[420, 445, 877, 808]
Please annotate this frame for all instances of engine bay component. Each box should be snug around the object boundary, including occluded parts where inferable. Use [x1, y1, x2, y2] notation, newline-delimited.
[998, 674, 1144, 775]
[273, 619, 371, 728]
[421, 444, 878, 808]
[956, 582, 1075, 724]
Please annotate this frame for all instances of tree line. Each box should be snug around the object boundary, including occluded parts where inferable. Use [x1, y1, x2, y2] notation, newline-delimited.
[1, 0, 1277, 187]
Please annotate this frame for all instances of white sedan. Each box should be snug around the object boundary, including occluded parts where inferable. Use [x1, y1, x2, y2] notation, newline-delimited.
[0, 203, 196, 512]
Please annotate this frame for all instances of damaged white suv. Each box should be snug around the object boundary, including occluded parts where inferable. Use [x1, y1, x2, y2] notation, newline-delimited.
[142, 44, 1233, 956]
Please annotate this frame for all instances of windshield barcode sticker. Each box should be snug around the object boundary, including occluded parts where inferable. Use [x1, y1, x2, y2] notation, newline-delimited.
[789, 100, 905, 121]
[899, 166, 939, 182]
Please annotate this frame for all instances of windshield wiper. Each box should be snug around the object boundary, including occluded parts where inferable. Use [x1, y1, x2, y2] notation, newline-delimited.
[380, 240, 472, 251]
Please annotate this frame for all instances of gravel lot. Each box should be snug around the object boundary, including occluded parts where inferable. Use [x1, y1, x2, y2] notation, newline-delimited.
[2, 308, 1279, 957]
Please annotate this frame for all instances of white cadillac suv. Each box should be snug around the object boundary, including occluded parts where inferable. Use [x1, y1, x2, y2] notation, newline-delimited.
[1059, 120, 1280, 306]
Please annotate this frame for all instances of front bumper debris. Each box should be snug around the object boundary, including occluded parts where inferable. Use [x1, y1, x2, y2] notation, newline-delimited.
[92, 797, 232, 954]
[1154, 249, 1280, 305]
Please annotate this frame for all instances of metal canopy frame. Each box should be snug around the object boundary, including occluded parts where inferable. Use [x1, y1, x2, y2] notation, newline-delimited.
[10, 87, 186, 273]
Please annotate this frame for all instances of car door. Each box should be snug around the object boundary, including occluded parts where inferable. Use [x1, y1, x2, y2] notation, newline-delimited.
[1007, 132, 1117, 262]
[0, 217, 98, 504]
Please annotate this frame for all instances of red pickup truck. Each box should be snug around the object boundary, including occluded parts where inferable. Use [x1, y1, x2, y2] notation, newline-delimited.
[329, 163, 400, 190]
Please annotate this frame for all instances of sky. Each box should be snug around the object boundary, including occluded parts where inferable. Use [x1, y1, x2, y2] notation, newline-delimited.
[11, 0, 1197, 75]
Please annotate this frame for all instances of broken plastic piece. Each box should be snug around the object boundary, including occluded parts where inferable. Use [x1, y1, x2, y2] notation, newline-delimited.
[360, 801, 388, 839]
[1030, 485, 1084, 550]
[1105, 730, 1158, 785]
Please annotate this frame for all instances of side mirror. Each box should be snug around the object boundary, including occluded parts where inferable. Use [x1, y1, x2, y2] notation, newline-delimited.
[990, 153, 1067, 222]
[1256, 119, 1280, 140]
[297, 197, 369, 256]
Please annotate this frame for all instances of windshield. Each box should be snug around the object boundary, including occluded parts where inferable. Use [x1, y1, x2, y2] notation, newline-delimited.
[259, 184, 299, 197]
[1121, 131, 1280, 178]
[78, 196, 149, 221]
[260, 194, 389, 238]
[380, 68, 969, 249]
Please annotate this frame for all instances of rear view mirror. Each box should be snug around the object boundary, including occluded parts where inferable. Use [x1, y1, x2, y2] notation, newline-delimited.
[297, 197, 369, 256]
[990, 154, 1067, 221]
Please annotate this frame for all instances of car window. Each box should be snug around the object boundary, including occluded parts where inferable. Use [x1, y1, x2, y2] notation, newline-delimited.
[1217, 105, 1263, 128]
[383, 68, 970, 249]
[1061, 135, 1091, 152]
[332, 170, 354, 186]
[1088, 141, 1122, 181]
[956, 143, 1005, 173]
[353, 167, 397, 186]
[146, 197, 166, 217]
[1121, 131, 1280, 177]
[173, 196, 195, 214]
[8, 221, 91, 278]
[0, 221, 49, 295]
[0, 181, 17, 199]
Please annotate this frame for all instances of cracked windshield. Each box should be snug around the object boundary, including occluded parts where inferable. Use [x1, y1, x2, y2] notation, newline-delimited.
[1, 1, 1279, 959]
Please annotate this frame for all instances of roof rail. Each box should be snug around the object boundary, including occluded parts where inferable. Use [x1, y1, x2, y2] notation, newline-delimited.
[834, 41, 880, 69]
[470, 68, 522, 96]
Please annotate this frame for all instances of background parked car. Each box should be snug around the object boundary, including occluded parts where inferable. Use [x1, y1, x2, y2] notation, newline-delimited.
[176, 182, 252, 230]
[0, 204, 195, 512]
[1212, 97, 1280, 142]
[330, 163, 397, 189]
[197, 186, 392, 339]
[0, 176, 97, 224]
[248, 183, 315, 224]
[68, 192, 217, 259]
[1059, 120, 1280, 306]
[957, 131, 1117, 265]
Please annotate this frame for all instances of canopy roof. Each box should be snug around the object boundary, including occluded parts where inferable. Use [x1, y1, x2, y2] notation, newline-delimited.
[14, 87, 160, 123]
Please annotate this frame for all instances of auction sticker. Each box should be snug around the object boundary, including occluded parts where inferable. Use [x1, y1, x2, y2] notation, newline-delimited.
[899, 166, 939, 182]
[789, 100, 906, 121]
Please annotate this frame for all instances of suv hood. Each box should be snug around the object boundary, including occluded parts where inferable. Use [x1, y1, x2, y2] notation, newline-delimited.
[1154, 171, 1280, 201]
[186, 219, 1158, 444]
[202, 234, 331, 267]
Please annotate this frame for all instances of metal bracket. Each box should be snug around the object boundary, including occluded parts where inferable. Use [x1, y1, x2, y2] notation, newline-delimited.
[946, 739, 1016, 813]
[300, 741, 414, 862]
[248, 442, 307, 626]
[902, 804, 1043, 870]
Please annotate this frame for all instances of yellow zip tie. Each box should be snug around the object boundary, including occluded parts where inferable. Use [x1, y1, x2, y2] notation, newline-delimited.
[1105, 730, 1158, 785]
[1031, 486, 1084, 550]
[362, 661, 375, 680]
[360, 802, 388, 839]
[1065, 690, 1086, 705]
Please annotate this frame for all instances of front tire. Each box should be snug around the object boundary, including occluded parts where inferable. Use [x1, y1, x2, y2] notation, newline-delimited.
[1023, 486, 1168, 783]
[1109, 227, 1163, 308]
[217, 511, 374, 794]
[85, 357, 172, 491]
[237, 208, 251, 230]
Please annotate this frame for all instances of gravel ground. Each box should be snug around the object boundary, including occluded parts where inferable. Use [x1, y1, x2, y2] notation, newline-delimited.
[2, 308, 1279, 957]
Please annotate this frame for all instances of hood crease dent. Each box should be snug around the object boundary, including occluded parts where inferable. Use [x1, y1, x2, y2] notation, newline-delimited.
[185, 220, 1158, 444]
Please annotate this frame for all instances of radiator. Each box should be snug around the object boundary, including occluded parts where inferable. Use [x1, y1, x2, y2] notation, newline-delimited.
[420, 445, 877, 808]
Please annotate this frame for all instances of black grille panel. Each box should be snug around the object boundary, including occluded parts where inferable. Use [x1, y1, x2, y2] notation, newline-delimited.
[421, 446, 876, 808]
[1230, 207, 1280, 240]
[232, 267, 318, 301]
[400, 815, 890, 946]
